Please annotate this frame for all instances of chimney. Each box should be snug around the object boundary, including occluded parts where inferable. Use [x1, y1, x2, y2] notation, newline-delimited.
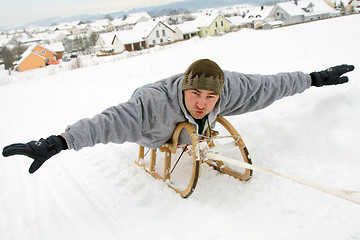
[294, 0, 298, 5]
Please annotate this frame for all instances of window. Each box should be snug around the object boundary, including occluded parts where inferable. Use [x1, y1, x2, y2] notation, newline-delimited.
[162, 29, 166, 37]
[34, 51, 39, 54]
[160, 38, 163, 43]
[41, 50, 46, 55]
[156, 30, 160, 37]
[152, 40, 156, 44]
[221, 21, 224, 26]
[215, 22, 218, 27]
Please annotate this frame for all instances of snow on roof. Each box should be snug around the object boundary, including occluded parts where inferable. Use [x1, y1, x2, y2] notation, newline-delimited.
[115, 30, 144, 44]
[45, 42, 65, 52]
[306, 0, 338, 14]
[98, 32, 117, 45]
[193, 14, 231, 28]
[245, 6, 273, 19]
[277, 2, 308, 15]
[20, 43, 38, 58]
[112, 18, 128, 26]
[227, 16, 252, 26]
[277, 0, 337, 16]
[131, 20, 173, 38]
[174, 23, 200, 34]
[125, 12, 151, 25]
[194, 14, 219, 27]
[263, 20, 284, 26]
[15, 47, 47, 66]
[92, 19, 111, 28]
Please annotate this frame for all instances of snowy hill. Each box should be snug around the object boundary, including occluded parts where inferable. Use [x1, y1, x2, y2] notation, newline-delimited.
[0, 14, 359, 240]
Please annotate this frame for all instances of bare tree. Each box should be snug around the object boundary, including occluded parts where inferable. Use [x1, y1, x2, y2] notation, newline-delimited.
[0, 47, 15, 75]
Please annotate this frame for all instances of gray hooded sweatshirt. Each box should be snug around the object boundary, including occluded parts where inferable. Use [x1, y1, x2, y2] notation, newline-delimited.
[62, 70, 311, 150]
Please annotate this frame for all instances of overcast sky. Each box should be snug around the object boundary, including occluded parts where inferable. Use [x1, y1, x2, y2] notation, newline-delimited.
[0, 0, 184, 29]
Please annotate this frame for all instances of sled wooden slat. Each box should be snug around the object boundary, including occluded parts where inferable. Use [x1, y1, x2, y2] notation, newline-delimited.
[136, 115, 252, 198]
[136, 121, 200, 198]
[204, 115, 253, 181]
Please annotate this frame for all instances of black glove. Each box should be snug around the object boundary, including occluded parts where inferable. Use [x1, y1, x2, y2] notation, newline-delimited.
[310, 64, 354, 87]
[2, 135, 67, 174]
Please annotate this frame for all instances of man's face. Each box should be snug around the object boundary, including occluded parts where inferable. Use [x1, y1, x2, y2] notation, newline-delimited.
[183, 89, 220, 119]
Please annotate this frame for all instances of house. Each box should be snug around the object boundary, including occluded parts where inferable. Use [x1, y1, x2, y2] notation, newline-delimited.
[193, 14, 232, 37]
[347, 0, 360, 12]
[265, 0, 339, 26]
[112, 18, 130, 31]
[227, 16, 253, 30]
[71, 24, 91, 36]
[131, 20, 176, 47]
[91, 19, 114, 32]
[243, 5, 273, 29]
[45, 42, 65, 60]
[94, 32, 125, 56]
[125, 12, 152, 27]
[15, 43, 58, 71]
[260, 20, 284, 29]
[173, 23, 200, 40]
[116, 30, 146, 51]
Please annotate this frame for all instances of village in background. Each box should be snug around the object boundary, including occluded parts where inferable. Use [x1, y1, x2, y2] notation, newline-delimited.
[0, 0, 358, 73]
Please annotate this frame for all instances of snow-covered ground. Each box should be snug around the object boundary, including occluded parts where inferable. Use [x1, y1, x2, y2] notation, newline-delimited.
[1, 14, 359, 240]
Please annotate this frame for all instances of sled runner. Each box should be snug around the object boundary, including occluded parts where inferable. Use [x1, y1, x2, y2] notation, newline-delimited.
[136, 115, 253, 198]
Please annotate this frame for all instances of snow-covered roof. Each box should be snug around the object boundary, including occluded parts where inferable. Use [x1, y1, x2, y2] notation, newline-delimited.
[15, 44, 47, 66]
[20, 43, 56, 57]
[306, 0, 338, 14]
[227, 16, 252, 26]
[112, 18, 128, 27]
[193, 14, 231, 28]
[115, 30, 144, 44]
[74, 24, 89, 30]
[244, 6, 273, 19]
[45, 42, 65, 52]
[174, 23, 200, 34]
[263, 20, 284, 26]
[98, 32, 116, 46]
[125, 12, 151, 25]
[131, 20, 174, 38]
[91, 19, 111, 28]
[277, 0, 337, 16]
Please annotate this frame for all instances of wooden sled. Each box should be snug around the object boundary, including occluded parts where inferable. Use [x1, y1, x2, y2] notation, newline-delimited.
[136, 115, 253, 198]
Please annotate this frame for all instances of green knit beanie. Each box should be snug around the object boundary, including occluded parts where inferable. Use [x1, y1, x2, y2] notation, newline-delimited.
[181, 59, 224, 95]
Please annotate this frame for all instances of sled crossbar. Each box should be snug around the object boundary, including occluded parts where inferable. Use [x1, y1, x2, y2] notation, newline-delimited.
[135, 115, 253, 198]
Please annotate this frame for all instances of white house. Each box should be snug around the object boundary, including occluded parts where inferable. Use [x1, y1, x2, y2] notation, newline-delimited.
[95, 32, 124, 55]
[125, 12, 152, 27]
[173, 23, 200, 40]
[112, 18, 130, 31]
[244, 5, 273, 28]
[265, 0, 339, 26]
[71, 24, 91, 36]
[91, 19, 114, 32]
[131, 20, 176, 47]
[115, 30, 146, 51]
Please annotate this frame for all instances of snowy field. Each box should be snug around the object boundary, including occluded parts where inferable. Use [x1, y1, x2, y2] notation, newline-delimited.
[1, 14, 360, 240]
